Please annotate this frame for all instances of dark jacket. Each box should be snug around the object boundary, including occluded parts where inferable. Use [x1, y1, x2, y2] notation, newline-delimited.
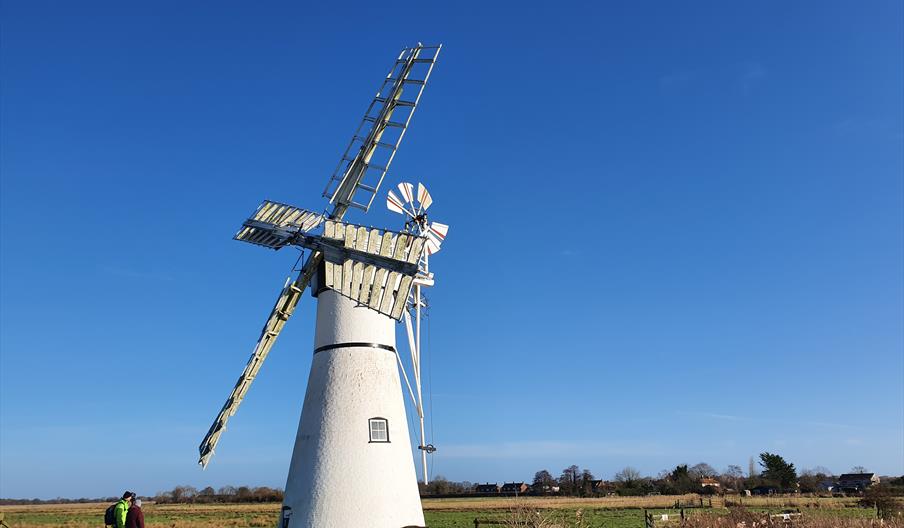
[125, 505, 145, 528]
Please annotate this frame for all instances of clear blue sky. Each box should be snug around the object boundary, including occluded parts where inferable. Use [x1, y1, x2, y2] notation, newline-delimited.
[1, 0, 902, 499]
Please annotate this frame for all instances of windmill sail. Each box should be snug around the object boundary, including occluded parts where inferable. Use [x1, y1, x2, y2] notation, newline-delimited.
[198, 260, 318, 468]
[323, 44, 441, 214]
[234, 200, 324, 249]
[320, 220, 427, 320]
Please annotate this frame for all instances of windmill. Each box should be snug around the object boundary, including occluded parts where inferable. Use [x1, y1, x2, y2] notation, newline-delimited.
[198, 44, 444, 528]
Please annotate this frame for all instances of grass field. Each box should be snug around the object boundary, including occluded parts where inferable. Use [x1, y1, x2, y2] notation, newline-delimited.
[0, 496, 886, 528]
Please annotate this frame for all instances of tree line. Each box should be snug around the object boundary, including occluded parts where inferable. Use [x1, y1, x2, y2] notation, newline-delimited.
[0, 485, 286, 505]
[420, 452, 901, 497]
[4, 453, 900, 505]
[153, 485, 284, 503]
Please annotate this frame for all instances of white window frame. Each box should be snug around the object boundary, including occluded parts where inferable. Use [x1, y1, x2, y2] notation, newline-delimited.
[368, 417, 389, 443]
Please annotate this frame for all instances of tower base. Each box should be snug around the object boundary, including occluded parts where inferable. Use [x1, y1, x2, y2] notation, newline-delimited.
[280, 290, 424, 528]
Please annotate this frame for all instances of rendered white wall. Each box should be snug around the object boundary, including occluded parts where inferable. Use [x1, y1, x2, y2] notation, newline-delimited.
[281, 289, 424, 528]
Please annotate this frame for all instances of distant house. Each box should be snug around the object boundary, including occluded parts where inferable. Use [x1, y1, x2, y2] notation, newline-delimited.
[501, 482, 529, 495]
[751, 485, 779, 495]
[476, 483, 501, 494]
[590, 480, 615, 495]
[701, 478, 721, 488]
[818, 479, 836, 493]
[531, 483, 560, 494]
[837, 473, 879, 492]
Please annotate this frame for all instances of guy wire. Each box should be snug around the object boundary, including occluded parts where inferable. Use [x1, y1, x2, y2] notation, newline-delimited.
[427, 304, 436, 482]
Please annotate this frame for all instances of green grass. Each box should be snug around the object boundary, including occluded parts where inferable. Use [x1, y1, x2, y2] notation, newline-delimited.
[425, 507, 880, 528]
[426, 508, 703, 528]
[0, 506, 657, 528]
[0, 503, 277, 528]
[0, 502, 882, 528]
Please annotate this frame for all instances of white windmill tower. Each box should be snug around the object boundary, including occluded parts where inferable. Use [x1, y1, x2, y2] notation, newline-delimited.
[197, 44, 445, 528]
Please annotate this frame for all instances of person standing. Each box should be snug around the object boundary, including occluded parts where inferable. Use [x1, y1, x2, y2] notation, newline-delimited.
[125, 498, 145, 528]
[113, 492, 135, 528]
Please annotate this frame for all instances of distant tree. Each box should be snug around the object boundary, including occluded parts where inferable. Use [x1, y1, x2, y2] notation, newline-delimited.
[860, 485, 903, 519]
[533, 469, 555, 494]
[196, 486, 216, 503]
[153, 490, 173, 503]
[759, 452, 797, 490]
[668, 465, 696, 494]
[655, 479, 676, 495]
[252, 487, 282, 502]
[799, 468, 834, 493]
[579, 469, 595, 496]
[725, 465, 744, 479]
[748, 456, 759, 478]
[690, 463, 719, 479]
[170, 487, 184, 502]
[435, 476, 455, 495]
[671, 465, 689, 481]
[724, 465, 744, 490]
[171, 486, 195, 503]
[851, 466, 868, 474]
[614, 467, 641, 487]
[420, 477, 472, 495]
[800, 467, 832, 478]
[559, 465, 580, 496]
[218, 485, 236, 497]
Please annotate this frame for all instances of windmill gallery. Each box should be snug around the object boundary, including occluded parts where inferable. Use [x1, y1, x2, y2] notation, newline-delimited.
[197, 44, 447, 528]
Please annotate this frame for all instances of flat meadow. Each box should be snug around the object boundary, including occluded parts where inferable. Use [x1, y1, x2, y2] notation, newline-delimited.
[0, 495, 891, 528]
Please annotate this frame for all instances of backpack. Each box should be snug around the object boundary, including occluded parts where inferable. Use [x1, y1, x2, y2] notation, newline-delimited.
[104, 502, 117, 526]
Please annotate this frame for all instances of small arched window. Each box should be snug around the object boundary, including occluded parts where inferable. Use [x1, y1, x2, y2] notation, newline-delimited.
[368, 417, 389, 443]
